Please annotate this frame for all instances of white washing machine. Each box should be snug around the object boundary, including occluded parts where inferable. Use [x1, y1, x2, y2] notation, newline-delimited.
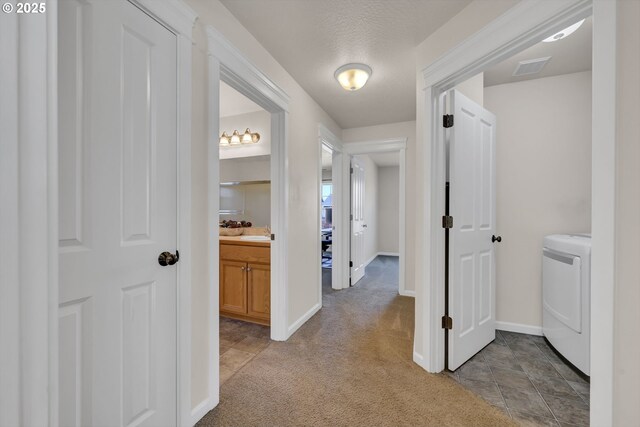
[542, 234, 591, 376]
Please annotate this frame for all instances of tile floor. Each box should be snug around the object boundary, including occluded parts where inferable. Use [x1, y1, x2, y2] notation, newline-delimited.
[219, 317, 271, 385]
[447, 330, 590, 426]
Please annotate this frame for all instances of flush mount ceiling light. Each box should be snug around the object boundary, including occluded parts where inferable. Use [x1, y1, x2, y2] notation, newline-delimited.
[542, 19, 585, 42]
[334, 63, 372, 91]
[219, 128, 260, 147]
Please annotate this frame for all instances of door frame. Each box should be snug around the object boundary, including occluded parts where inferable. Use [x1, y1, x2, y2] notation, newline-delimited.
[205, 25, 290, 418]
[1, 0, 198, 425]
[1, 2, 61, 424]
[417, 0, 615, 424]
[318, 124, 346, 291]
[339, 139, 408, 294]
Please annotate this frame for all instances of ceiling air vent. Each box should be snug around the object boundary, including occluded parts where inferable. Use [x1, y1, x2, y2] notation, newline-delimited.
[512, 57, 551, 77]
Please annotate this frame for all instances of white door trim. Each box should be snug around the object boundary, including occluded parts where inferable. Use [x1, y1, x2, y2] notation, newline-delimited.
[205, 25, 290, 420]
[341, 138, 408, 294]
[318, 124, 346, 292]
[1, 3, 60, 424]
[418, 0, 615, 425]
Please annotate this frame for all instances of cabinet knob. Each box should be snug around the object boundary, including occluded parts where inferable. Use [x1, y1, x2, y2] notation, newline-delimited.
[241, 266, 246, 271]
[246, 267, 252, 272]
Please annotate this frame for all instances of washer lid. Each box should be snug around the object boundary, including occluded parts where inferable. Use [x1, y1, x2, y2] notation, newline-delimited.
[544, 234, 591, 255]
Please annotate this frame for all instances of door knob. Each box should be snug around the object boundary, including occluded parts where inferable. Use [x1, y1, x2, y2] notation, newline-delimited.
[492, 235, 502, 243]
[158, 250, 180, 266]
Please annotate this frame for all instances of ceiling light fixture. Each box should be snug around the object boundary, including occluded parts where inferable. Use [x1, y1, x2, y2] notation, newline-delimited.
[334, 63, 372, 91]
[219, 128, 260, 146]
[542, 19, 585, 42]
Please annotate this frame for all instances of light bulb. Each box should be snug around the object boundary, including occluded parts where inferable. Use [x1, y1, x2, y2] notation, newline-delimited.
[542, 19, 585, 43]
[241, 128, 253, 144]
[219, 131, 229, 146]
[334, 63, 372, 91]
[230, 130, 241, 145]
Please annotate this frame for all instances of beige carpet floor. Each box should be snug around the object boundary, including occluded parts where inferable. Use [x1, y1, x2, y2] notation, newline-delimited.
[198, 257, 514, 427]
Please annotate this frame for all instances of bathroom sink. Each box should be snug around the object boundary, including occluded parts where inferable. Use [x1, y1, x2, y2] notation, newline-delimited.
[240, 235, 271, 241]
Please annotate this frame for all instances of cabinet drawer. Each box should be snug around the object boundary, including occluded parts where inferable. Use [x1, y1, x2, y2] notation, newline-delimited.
[220, 244, 270, 263]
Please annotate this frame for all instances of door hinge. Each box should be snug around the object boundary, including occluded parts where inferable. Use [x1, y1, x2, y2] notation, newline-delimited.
[349, 260, 353, 267]
[442, 215, 453, 229]
[271, 233, 275, 241]
[350, 214, 353, 220]
[350, 167, 354, 174]
[442, 315, 453, 330]
[443, 114, 454, 128]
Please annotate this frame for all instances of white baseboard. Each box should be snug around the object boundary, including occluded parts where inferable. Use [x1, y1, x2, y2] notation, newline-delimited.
[399, 289, 415, 297]
[364, 252, 400, 268]
[287, 302, 321, 338]
[364, 253, 378, 268]
[413, 351, 426, 369]
[378, 251, 399, 257]
[190, 397, 215, 426]
[495, 321, 543, 336]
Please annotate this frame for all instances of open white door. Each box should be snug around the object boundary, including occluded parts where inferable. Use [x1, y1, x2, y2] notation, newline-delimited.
[350, 157, 366, 285]
[58, 1, 178, 425]
[447, 90, 497, 370]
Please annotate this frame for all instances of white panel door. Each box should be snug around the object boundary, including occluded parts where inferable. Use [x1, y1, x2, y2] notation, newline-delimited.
[350, 157, 366, 285]
[58, 1, 178, 426]
[448, 90, 497, 370]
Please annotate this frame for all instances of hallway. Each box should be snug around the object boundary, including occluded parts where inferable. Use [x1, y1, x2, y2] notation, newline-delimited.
[198, 257, 511, 426]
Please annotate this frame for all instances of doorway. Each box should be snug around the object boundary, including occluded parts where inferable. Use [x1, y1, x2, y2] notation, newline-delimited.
[340, 139, 408, 295]
[418, 0, 614, 424]
[206, 25, 291, 414]
[320, 145, 334, 291]
[317, 134, 408, 296]
[217, 82, 273, 386]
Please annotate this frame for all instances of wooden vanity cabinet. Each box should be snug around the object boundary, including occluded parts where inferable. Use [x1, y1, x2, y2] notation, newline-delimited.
[219, 240, 270, 326]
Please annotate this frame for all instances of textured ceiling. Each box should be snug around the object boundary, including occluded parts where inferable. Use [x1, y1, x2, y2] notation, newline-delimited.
[220, 0, 471, 129]
[484, 17, 592, 87]
[220, 81, 264, 117]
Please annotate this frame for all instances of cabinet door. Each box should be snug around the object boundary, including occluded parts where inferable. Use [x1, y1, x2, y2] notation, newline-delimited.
[220, 260, 247, 315]
[247, 263, 270, 321]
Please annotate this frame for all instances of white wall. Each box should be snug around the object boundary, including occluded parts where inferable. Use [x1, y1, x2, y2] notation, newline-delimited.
[484, 71, 592, 329]
[185, 0, 343, 408]
[456, 72, 484, 106]
[377, 166, 400, 254]
[219, 110, 271, 159]
[343, 120, 416, 291]
[354, 154, 378, 265]
[220, 155, 270, 182]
